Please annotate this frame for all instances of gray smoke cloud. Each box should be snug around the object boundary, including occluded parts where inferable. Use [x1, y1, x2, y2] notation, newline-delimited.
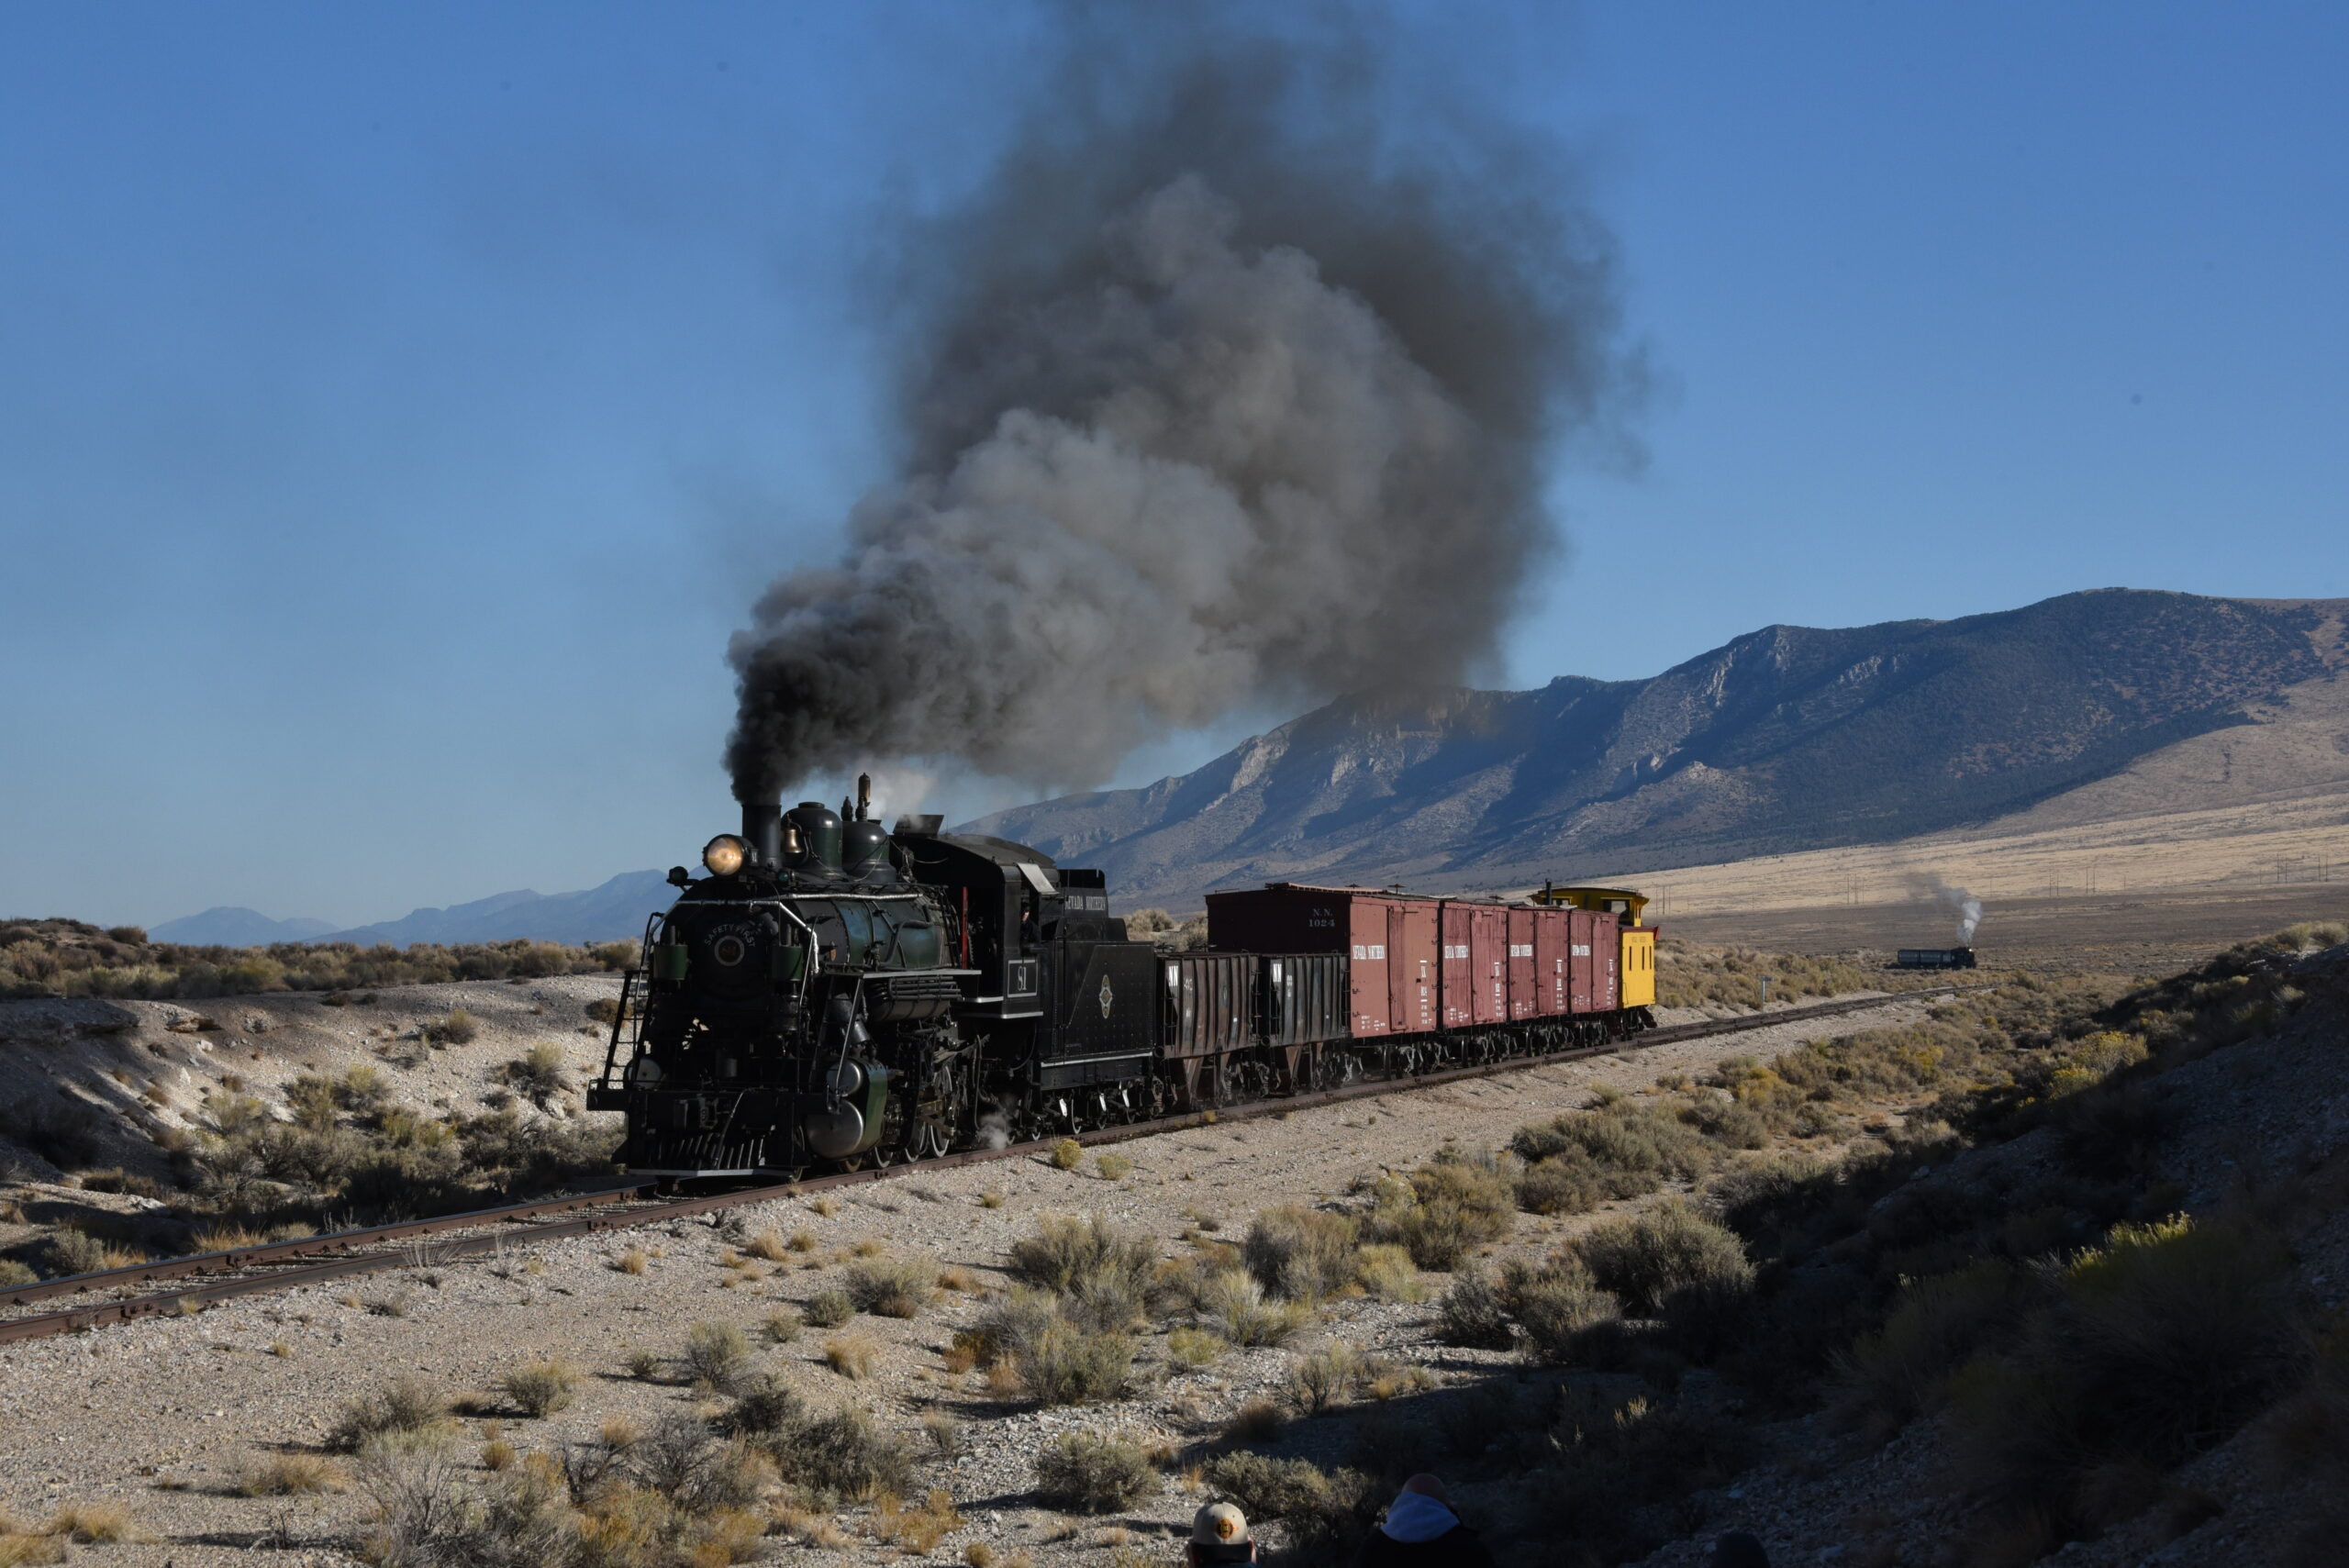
[1910, 873, 1985, 945]
[727, 9, 1639, 803]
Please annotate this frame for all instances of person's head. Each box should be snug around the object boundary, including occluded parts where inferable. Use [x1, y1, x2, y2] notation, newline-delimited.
[1187, 1503, 1254, 1564]
[1710, 1530, 1769, 1568]
[1399, 1474, 1451, 1506]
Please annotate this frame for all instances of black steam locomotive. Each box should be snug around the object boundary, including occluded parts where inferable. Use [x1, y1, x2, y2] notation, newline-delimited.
[588, 781, 1655, 1182]
[586, 780, 1159, 1178]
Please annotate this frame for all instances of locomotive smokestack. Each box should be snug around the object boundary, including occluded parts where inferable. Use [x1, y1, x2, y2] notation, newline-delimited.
[743, 797, 783, 868]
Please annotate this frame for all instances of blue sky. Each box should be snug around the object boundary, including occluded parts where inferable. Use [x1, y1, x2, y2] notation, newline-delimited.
[3, 3, 2343, 929]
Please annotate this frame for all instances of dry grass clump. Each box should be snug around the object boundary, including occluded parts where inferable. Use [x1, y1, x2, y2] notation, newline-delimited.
[501, 1356, 581, 1418]
[611, 1245, 650, 1274]
[495, 1042, 571, 1109]
[43, 1225, 146, 1277]
[752, 1403, 915, 1502]
[1035, 1432, 1158, 1513]
[421, 1007, 479, 1047]
[873, 1488, 965, 1553]
[843, 1253, 940, 1318]
[329, 1375, 453, 1451]
[763, 1308, 802, 1345]
[1222, 1398, 1285, 1444]
[978, 1190, 1008, 1209]
[1093, 1151, 1134, 1182]
[32, 1503, 142, 1544]
[1006, 1214, 1157, 1333]
[1049, 1139, 1085, 1171]
[1166, 1326, 1224, 1369]
[742, 1229, 790, 1262]
[824, 1332, 881, 1379]
[1192, 1268, 1308, 1348]
[1285, 1342, 1364, 1415]
[1018, 1322, 1135, 1405]
[804, 1289, 854, 1329]
[238, 1453, 348, 1496]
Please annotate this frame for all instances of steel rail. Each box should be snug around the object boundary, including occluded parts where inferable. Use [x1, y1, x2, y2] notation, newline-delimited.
[0, 985, 1961, 1346]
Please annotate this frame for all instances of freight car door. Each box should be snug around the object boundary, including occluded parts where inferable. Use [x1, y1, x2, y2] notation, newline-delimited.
[1534, 907, 1569, 1017]
[1349, 898, 1391, 1036]
[1566, 909, 1598, 1013]
[1596, 913, 1621, 1013]
[1506, 908, 1537, 1020]
[1438, 903, 1474, 1029]
[1469, 905, 1508, 1026]
[1388, 900, 1437, 1034]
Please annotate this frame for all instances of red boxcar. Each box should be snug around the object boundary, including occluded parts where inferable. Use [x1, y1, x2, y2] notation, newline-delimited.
[1529, 906, 1572, 1018]
[1439, 902, 1507, 1026]
[1506, 906, 1540, 1020]
[1387, 898, 1438, 1034]
[1205, 884, 1439, 1038]
[1564, 908, 1621, 1014]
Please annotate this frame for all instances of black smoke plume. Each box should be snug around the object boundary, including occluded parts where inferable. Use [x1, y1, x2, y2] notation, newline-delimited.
[727, 8, 1640, 804]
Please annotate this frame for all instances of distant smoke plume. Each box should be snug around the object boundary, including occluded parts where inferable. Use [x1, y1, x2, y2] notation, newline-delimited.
[727, 9, 1638, 803]
[1911, 874, 1984, 945]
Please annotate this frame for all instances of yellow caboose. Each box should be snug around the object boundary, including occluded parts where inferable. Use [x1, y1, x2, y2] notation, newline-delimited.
[1531, 884, 1657, 1010]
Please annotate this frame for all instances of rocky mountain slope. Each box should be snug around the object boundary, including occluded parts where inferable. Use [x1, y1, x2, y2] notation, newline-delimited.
[969, 590, 2349, 906]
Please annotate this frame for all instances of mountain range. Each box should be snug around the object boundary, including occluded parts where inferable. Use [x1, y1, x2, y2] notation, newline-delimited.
[966, 589, 2349, 906]
[148, 589, 2348, 938]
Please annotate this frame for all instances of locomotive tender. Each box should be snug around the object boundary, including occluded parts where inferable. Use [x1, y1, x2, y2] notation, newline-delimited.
[587, 782, 1658, 1181]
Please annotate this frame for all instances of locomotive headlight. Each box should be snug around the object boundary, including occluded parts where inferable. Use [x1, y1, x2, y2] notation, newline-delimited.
[702, 834, 748, 876]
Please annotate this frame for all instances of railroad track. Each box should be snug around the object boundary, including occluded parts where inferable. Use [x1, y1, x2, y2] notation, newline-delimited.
[0, 984, 1963, 1346]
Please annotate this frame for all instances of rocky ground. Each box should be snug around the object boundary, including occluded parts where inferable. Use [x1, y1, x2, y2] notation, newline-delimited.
[0, 989, 1941, 1567]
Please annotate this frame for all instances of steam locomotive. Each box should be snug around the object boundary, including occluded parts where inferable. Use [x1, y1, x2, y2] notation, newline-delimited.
[586, 781, 1657, 1181]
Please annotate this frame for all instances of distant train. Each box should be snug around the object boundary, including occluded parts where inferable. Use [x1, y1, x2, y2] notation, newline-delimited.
[1894, 947, 1978, 970]
[587, 783, 1657, 1181]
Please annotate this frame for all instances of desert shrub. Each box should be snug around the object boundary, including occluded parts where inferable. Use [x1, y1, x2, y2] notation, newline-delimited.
[843, 1254, 939, 1318]
[1194, 1268, 1308, 1348]
[43, 1227, 142, 1277]
[762, 1406, 913, 1501]
[1243, 1206, 1360, 1300]
[1573, 1201, 1754, 1318]
[679, 1321, 753, 1392]
[1050, 1139, 1084, 1170]
[1516, 1156, 1604, 1217]
[1018, 1323, 1134, 1406]
[1353, 1243, 1427, 1303]
[715, 1373, 806, 1440]
[1094, 1151, 1134, 1182]
[1950, 1214, 2305, 1529]
[1035, 1432, 1157, 1513]
[1502, 1251, 1623, 1363]
[285, 1073, 340, 1131]
[422, 1008, 478, 1046]
[763, 1308, 802, 1345]
[0, 1260, 37, 1288]
[803, 1289, 853, 1329]
[968, 1286, 1063, 1369]
[497, 1043, 572, 1110]
[502, 1357, 580, 1418]
[1518, 1381, 1756, 1566]
[742, 1229, 790, 1262]
[1286, 1343, 1364, 1415]
[1365, 1151, 1515, 1269]
[1, 1095, 105, 1169]
[584, 996, 622, 1025]
[1510, 1101, 1720, 1215]
[1838, 1260, 2029, 1432]
[1007, 1215, 1157, 1297]
[1203, 1452, 1377, 1562]
[330, 1375, 452, 1451]
[1436, 1267, 1514, 1350]
[1166, 1326, 1224, 1368]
